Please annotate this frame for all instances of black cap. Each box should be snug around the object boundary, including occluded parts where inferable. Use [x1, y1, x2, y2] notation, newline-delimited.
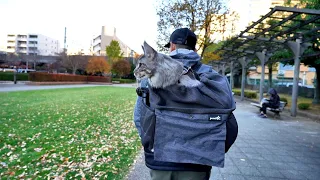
[164, 28, 197, 49]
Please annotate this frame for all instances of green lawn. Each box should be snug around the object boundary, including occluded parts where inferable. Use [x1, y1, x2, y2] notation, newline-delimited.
[0, 87, 141, 179]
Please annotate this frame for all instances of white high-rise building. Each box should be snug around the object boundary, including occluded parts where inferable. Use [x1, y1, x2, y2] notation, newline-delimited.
[6, 33, 60, 56]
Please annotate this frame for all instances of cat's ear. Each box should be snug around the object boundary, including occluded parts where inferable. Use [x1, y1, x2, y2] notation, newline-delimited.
[143, 41, 157, 60]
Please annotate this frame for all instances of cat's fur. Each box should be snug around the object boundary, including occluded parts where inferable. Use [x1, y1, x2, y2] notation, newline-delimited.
[134, 41, 201, 88]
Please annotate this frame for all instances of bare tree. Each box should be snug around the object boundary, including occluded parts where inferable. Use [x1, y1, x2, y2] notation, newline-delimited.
[156, 0, 228, 56]
[58, 52, 88, 75]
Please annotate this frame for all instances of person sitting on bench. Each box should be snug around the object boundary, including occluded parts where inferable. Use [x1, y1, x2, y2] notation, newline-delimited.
[259, 88, 280, 118]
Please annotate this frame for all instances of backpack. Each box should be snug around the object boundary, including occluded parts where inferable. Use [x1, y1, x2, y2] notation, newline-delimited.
[136, 68, 238, 168]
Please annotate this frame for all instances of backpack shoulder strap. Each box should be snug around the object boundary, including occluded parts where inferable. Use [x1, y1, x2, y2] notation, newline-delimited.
[191, 61, 202, 72]
[136, 80, 150, 106]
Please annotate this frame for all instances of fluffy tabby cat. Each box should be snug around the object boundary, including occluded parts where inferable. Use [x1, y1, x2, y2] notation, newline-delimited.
[134, 41, 201, 88]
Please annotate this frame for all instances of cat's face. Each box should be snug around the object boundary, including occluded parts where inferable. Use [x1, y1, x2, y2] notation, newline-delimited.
[134, 42, 158, 80]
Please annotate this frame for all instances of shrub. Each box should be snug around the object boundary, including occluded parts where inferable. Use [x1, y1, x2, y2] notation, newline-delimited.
[233, 89, 241, 96]
[280, 97, 288, 103]
[233, 89, 257, 99]
[298, 103, 310, 110]
[245, 91, 257, 99]
[0, 72, 29, 81]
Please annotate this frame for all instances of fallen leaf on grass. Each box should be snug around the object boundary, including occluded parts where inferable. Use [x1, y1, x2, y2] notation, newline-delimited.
[34, 148, 43, 152]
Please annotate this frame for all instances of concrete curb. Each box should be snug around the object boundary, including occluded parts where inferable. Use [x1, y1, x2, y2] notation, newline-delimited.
[0, 81, 29, 84]
[25, 81, 112, 85]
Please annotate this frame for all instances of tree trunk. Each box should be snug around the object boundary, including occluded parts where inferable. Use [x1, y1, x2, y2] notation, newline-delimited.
[72, 67, 76, 75]
[268, 63, 273, 88]
[313, 65, 320, 104]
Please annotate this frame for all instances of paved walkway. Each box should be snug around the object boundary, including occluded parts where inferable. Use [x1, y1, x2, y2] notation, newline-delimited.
[127, 97, 320, 180]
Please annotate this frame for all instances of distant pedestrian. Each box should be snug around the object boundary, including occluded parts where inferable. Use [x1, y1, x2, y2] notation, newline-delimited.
[260, 88, 280, 118]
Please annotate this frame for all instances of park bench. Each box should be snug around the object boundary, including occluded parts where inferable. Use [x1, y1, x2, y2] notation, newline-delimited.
[251, 99, 287, 118]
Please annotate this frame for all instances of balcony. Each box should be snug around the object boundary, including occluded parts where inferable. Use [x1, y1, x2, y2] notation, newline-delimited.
[17, 47, 27, 53]
[7, 42, 15, 46]
[93, 45, 101, 52]
[7, 35, 16, 41]
[17, 43, 27, 47]
[6, 48, 15, 53]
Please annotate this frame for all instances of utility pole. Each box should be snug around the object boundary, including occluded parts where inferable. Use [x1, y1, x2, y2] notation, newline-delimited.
[64, 27, 67, 53]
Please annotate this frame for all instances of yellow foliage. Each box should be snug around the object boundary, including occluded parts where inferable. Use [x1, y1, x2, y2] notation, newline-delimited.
[86, 57, 111, 74]
[202, 51, 221, 64]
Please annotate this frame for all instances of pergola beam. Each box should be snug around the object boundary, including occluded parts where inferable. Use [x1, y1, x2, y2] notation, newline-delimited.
[274, 6, 320, 15]
[270, 15, 320, 41]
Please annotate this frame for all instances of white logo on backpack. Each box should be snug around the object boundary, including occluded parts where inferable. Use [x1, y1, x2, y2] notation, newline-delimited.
[209, 116, 221, 121]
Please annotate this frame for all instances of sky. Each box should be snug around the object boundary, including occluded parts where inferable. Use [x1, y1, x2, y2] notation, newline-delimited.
[0, 0, 159, 54]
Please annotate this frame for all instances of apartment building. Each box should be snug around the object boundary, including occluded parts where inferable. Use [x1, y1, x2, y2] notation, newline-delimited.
[6, 33, 60, 56]
[92, 26, 133, 57]
[247, 63, 316, 87]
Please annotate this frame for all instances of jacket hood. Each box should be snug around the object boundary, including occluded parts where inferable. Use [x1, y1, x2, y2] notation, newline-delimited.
[170, 50, 213, 74]
[170, 50, 201, 66]
[268, 88, 278, 96]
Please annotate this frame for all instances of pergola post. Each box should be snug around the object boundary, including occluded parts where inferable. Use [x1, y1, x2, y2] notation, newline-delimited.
[287, 37, 311, 116]
[221, 62, 227, 76]
[217, 63, 222, 75]
[256, 49, 271, 102]
[212, 62, 220, 73]
[238, 57, 249, 101]
[229, 61, 234, 89]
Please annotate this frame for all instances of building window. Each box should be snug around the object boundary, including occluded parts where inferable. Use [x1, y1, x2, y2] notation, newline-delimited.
[18, 47, 27, 51]
[29, 41, 38, 44]
[7, 40, 15, 43]
[17, 41, 27, 45]
[29, 35, 38, 38]
[7, 34, 15, 37]
[17, 35, 27, 38]
[29, 47, 38, 51]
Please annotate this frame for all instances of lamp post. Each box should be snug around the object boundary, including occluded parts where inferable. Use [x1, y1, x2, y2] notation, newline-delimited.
[13, 66, 17, 84]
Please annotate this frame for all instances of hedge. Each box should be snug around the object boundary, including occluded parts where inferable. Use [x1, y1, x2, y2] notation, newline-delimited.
[0, 72, 29, 81]
[29, 72, 111, 82]
[233, 89, 257, 99]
